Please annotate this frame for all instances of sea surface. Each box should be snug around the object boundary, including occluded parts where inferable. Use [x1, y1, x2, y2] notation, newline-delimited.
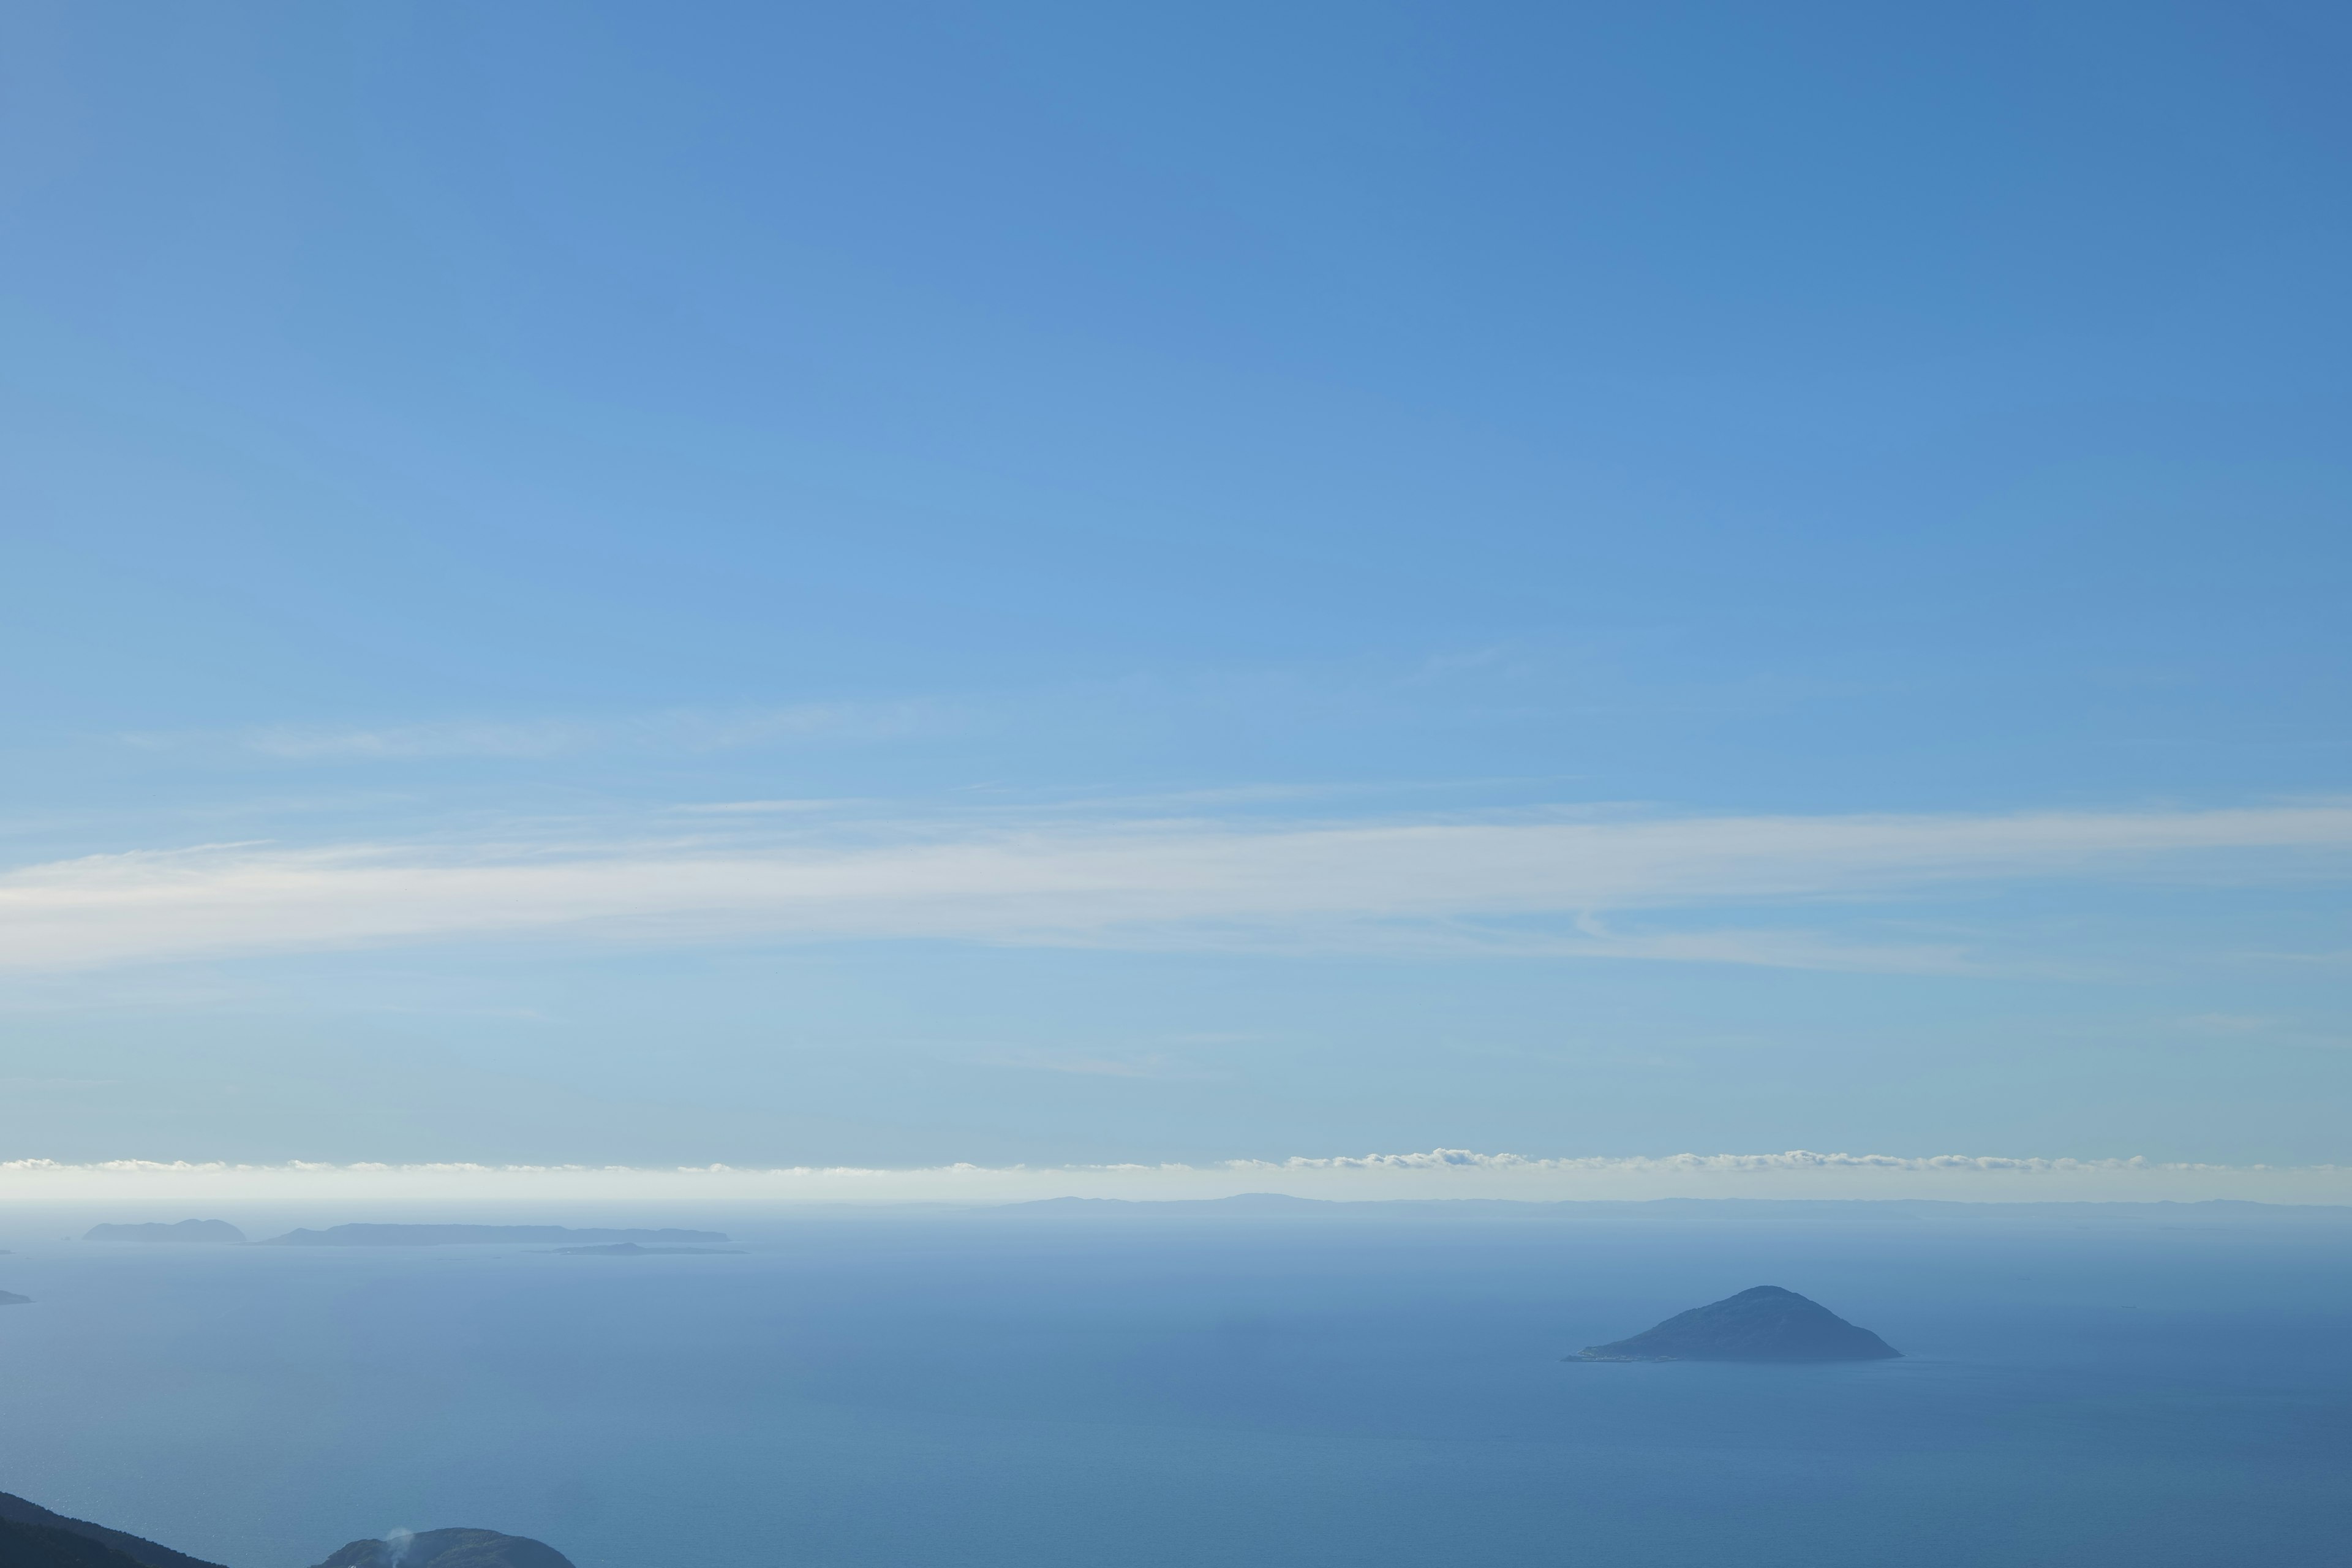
[1, 1200, 2348, 1568]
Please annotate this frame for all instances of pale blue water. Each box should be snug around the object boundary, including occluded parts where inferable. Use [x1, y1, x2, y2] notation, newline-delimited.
[1, 1202, 2348, 1567]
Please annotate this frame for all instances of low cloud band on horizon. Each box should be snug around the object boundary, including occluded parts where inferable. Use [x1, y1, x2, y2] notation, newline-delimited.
[1, 1147, 2346, 1205]
[1, 799, 2347, 974]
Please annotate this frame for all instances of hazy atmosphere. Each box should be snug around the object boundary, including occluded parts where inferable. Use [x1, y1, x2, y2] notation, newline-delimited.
[6, 7, 2352, 1568]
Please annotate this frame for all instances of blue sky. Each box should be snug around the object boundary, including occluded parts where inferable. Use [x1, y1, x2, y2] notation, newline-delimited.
[2, 1, 2348, 1175]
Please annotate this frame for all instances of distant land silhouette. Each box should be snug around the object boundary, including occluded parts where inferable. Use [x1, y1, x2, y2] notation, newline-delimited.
[262, 1224, 728, 1247]
[1577, 1286, 1902, 1362]
[83, 1221, 247, 1245]
[0, 1290, 28, 1306]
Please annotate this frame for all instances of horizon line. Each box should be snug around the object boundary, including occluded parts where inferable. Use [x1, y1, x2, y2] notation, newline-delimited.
[4, 1148, 2348, 1205]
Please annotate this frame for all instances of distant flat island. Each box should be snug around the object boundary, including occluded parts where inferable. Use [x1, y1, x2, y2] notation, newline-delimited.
[0, 1290, 28, 1306]
[83, 1220, 247, 1245]
[262, 1224, 731, 1247]
[1576, 1286, 1902, 1362]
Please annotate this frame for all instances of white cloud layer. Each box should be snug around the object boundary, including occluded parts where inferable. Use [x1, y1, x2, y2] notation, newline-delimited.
[1, 1148, 2343, 1205]
[2, 801, 2348, 972]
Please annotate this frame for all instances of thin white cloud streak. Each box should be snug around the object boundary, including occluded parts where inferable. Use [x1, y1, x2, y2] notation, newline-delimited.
[1, 1148, 2345, 1204]
[1, 802, 2348, 973]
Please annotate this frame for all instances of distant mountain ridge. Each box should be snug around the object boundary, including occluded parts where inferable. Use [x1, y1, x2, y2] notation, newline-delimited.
[262, 1224, 728, 1247]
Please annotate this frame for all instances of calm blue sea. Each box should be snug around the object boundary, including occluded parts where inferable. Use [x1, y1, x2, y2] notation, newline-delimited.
[1, 1201, 2347, 1568]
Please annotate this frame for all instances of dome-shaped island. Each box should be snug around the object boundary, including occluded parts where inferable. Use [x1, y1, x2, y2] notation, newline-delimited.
[1575, 1285, 1901, 1362]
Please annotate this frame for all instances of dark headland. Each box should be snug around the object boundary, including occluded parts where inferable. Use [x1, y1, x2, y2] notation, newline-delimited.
[0, 1489, 229, 1568]
[0, 1490, 573, 1568]
[1577, 1285, 1902, 1362]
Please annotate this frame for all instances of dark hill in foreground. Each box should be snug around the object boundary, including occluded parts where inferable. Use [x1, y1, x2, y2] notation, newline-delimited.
[309, 1529, 575, 1568]
[0, 1494, 227, 1568]
[1577, 1285, 1902, 1362]
[0, 1517, 151, 1568]
[0, 1493, 573, 1568]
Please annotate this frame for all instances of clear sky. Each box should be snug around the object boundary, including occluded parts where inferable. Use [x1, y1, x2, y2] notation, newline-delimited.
[2, 1, 2348, 1177]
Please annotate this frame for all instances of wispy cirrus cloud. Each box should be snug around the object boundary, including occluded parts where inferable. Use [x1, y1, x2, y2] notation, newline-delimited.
[0, 799, 2346, 974]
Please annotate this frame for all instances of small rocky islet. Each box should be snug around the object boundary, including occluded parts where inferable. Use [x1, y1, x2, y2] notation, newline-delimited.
[1575, 1284, 1902, 1362]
